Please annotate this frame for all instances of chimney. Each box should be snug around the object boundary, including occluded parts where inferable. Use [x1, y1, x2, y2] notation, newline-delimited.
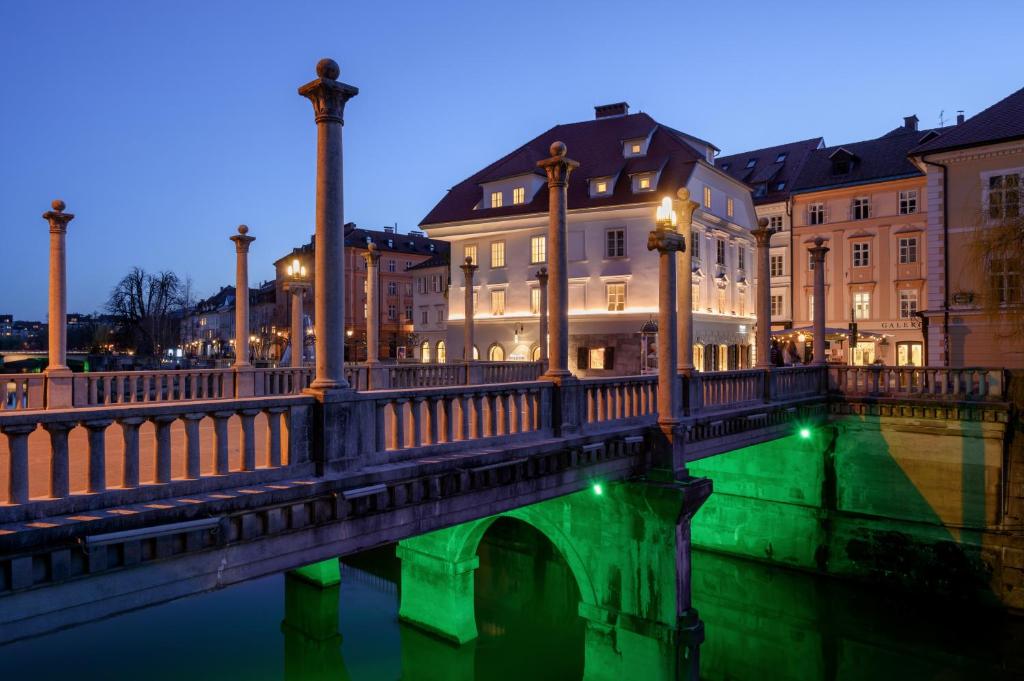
[595, 102, 629, 119]
[956, 110, 965, 125]
[903, 115, 919, 131]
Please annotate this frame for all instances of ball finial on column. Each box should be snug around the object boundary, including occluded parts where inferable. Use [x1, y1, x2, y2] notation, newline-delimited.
[465, 256, 473, 266]
[676, 188, 690, 202]
[51, 199, 66, 212]
[550, 141, 567, 158]
[316, 58, 340, 80]
[757, 217, 769, 228]
[814, 237, 824, 247]
[237, 224, 249, 235]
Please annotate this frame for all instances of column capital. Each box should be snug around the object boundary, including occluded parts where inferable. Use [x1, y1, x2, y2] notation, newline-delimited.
[298, 59, 359, 125]
[647, 228, 686, 254]
[751, 217, 773, 247]
[229, 224, 255, 252]
[535, 267, 548, 283]
[284, 279, 311, 295]
[362, 241, 381, 268]
[536, 141, 579, 187]
[460, 257, 478, 279]
[808, 236, 830, 260]
[673, 188, 700, 230]
[42, 199, 74, 234]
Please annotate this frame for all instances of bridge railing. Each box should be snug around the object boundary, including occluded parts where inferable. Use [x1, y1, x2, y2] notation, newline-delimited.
[0, 394, 315, 523]
[256, 366, 313, 396]
[828, 365, 1005, 401]
[581, 374, 658, 428]
[771, 365, 826, 399]
[72, 368, 235, 407]
[357, 380, 553, 460]
[1, 374, 45, 412]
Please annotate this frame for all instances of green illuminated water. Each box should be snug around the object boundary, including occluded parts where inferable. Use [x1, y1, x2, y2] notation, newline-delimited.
[3, 521, 1022, 680]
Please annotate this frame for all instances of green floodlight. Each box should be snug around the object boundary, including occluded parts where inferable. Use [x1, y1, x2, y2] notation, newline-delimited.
[799, 427, 812, 440]
[592, 483, 604, 496]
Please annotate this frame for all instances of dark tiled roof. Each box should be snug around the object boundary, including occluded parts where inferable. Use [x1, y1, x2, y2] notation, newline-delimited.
[420, 112, 706, 226]
[274, 224, 449, 267]
[406, 253, 449, 271]
[716, 137, 824, 205]
[791, 125, 945, 193]
[911, 86, 1024, 155]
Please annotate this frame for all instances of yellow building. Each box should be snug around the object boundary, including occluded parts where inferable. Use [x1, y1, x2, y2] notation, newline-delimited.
[791, 116, 934, 366]
[909, 87, 1024, 368]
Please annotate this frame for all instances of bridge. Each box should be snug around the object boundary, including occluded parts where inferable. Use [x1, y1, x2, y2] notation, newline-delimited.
[0, 59, 1014, 680]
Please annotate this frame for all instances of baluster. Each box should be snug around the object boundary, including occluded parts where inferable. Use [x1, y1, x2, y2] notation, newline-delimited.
[471, 394, 483, 438]
[426, 397, 439, 445]
[182, 413, 205, 478]
[212, 410, 233, 474]
[587, 387, 597, 423]
[410, 398, 424, 447]
[88, 377, 98, 405]
[374, 401, 386, 452]
[393, 399, 408, 449]
[2, 424, 35, 504]
[118, 416, 144, 488]
[240, 409, 259, 471]
[82, 419, 112, 493]
[266, 407, 285, 467]
[507, 391, 520, 434]
[153, 415, 176, 483]
[442, 396, 455, 443]
[43, 422, 73, 498]
[521, 390, 535, 431]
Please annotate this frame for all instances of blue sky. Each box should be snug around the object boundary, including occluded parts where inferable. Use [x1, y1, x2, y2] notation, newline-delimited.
[1, 0, 1021, 319]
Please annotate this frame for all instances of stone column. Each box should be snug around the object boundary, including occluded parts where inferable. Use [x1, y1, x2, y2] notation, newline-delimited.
[537, 142, 579, 379]
[363, 243, 381, 364]
[299, 58, 358, 392]
[286, 282, 310, 368]
[674, 188, 699, 372]
[648, 225, 686, 447]
[43, 200, 74, 409]
[460, 257, 478, 362]
[752, 217, 773, 368]
[535, 267, 549, 363]
[230, 225, 255, 397]
[809, 237, 830, 366]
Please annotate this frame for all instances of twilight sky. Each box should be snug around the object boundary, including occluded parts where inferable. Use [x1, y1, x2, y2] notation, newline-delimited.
[1, 0, 1021, 320]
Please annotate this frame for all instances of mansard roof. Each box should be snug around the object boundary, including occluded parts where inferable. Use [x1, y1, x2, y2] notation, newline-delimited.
[911, 86, 1024, 155]
[420, 112, 709, 226]
[715, 137, 824, 205]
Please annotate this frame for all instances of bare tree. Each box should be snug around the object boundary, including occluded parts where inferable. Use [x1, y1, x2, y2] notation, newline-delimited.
[968, 208, 1024, 337]
[106, 268, 184, 357]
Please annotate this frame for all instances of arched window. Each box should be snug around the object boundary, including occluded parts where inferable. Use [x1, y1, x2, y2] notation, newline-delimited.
[692, 344, 704, 372]
[420, 340, 431, 363]
[436, 341, 446, 364]
[472, 345, 480, 360]
[717, 344, 729, 371]
[488, 343, 505, 361]
[530, 345, 541, 361]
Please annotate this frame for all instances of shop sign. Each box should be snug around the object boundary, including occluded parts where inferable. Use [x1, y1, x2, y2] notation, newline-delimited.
[879, 320, 922, 330]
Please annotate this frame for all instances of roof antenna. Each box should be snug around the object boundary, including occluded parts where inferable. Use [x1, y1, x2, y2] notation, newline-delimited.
[938, 109, 945, 127]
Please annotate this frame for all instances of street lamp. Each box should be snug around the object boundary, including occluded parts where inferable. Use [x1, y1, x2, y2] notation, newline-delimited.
[655, 196, 678, 229]
[284, 258, 311, 368]
[286, 258, 307, 278]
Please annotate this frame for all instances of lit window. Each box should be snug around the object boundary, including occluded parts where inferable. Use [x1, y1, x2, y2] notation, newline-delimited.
[490, 241, 505, 268]
[490, 289, 506, 316]
[420, 341, 431, 362]
[464, 244, 477, 265]
[490, 191, 503, 208]
[596, 180, 608, 193]
[716, 239, 725, 266]
[899, 237, 918, 264]
[852, 197, 870, 220]
[808, 293, 814, 319]
[436, 341, 446, 363]
[530, 287, 541, 314]
[808, 203, 825, 225]
[639, 176, 651, 190]
[727, 197, 734, 217]
[808, 251, 816, 271]
[606, 283, 626, 311]
[512, 187, 525, 205]
[852, 242, 870, 268]
[692, 231, 701, 260]
[853, 292, 871, 319]
[606, 228, 626, 258]
[770, 254, 784, 277]
[631, 143, 641, 154]
[703, 186, 712, 208]
[899, 290, 918, 319]
[530, 235, 546, 264]
[489, 344, 505, 361]
[899, 190, 918, 215]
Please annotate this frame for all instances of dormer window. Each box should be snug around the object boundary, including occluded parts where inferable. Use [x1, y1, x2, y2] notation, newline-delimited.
[639, 177, 651, 190]
[830, 148, 857, 176]
[512, 187, 525, 205]
[623, 137, 648, 157]
[775, 152, 788, 163]
[775, 182, 786, 191]
[720, 163, 730, 171]
[745, 159, 757, 168]
[490, 191, 503, 208]
[591, 177, 614, 197]
[631, 143, 641, 154]
[597, 181, 608, 193]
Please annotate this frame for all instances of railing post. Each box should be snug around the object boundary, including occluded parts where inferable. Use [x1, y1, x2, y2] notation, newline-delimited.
[118, 416, 144, 488]
[182, 413, 205, 479]
[212, 410, 233, 474]
[267, 407, 286, 467]
[240, 409, 260, 471]
[43, 200, 74, 409]
[43, 421, 73, 498]
[2, 424, 36, 504]
[82, 419, 112, 493]
[153, 414, 176, 484]
[299, 58, 357, 392]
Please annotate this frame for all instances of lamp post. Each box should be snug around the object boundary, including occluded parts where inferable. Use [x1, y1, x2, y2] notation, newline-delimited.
[535, 267, 549, 363]
[362, 242, 381, 364]
[284, 257, 310, 369]
[752, 217, 773, 369]
[808, 237, 829, 365]
[674, 188, 699, 372]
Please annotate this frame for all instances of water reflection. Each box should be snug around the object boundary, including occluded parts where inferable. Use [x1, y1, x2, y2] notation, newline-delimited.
[2, 530, 1023, 680]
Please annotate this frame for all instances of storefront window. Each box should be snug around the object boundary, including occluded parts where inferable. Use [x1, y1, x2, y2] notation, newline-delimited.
[896, 341, 922, 366]
[852, 341, 875, 366]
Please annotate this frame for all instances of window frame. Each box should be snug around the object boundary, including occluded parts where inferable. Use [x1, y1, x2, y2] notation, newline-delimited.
[898, 289, 918, 319]
[898, 190, 918, 215]
[853, 291, 871, 320]
[852, 242, 871, 268]
[606, 282, 626, 312]
[490, 240, 506, 269]
[463, 244, 478, 266]
[852, 196, 871, 221]
[490, 191, 503, 208]
[808, 202, 825, 225]
[512, 186, 525, 205]
[530, 235, 547, 264]
[490, 288, 506, 316]
[605, 228, 626, 259]
[898, 236, 918, 264]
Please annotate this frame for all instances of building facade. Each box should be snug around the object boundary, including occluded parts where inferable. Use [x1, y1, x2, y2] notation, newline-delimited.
[909, 87, 1024, 368]
[716, 138, 824, 331]
[421, 104, 758, 375]
[409, 254, 450, 362]
[790, 117, 935, 366]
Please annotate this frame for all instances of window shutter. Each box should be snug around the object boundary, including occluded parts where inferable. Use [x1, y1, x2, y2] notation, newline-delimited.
[605, 347, 615, 370]
[577, 347, 589, 370]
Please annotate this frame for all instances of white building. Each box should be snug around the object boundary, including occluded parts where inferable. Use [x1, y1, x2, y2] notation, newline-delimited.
[420, 103, 760, 375]
[409, 254, 450, 362]
[716, 137, 824, 331]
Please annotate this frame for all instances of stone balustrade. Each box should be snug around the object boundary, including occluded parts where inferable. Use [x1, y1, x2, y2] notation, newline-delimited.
[360, 381, 552, 459]
[72, 368, 235, 406]
[581, 375, 658, 427]
[828, 365, 1005, 401]
[255, 366, 313, 397]
[688, 369, 766, 413]
[1, 374, 46, 412]
[0, 395, 313, 523]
